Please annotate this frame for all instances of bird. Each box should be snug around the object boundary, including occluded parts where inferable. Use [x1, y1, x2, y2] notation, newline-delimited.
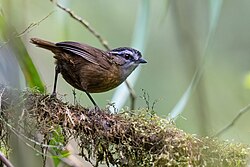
[30, 38, 147, 107]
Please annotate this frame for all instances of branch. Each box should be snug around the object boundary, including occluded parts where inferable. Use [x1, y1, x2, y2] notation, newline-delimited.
[0, 12, 53, 49]
[125, 80, 137, 110]
[0, 85, 249, 167]
[54, 1, 109, 50]
[0, 151, 14, 167]
[213, 103, 250, 137]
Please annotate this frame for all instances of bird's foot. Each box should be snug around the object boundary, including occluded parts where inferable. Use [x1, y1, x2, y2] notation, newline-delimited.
[50, 92, 57, 99]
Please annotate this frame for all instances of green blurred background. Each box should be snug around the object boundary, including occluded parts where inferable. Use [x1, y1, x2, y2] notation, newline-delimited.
[1, 0, 250, 145]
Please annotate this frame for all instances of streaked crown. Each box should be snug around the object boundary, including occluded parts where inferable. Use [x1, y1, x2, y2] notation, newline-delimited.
[109, 47, 147, 79]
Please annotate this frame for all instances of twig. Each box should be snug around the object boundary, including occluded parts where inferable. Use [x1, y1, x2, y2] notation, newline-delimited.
[0, 116, 63, 151]
[16, 11, 54, 37]
[54, 1, 110, 50]
[125, 81, 137, 110]
[0, 12, 53, 49]
[213, 103, 250, 137]
[0, 151, 14, 167]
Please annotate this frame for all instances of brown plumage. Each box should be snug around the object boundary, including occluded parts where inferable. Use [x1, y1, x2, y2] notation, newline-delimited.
[30, 38, 147, 106]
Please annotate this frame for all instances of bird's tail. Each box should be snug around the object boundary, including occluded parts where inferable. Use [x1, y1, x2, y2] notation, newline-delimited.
[30, 38, 57, 52]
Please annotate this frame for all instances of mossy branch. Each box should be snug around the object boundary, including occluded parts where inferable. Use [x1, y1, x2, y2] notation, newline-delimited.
[0, 84, 249, 167]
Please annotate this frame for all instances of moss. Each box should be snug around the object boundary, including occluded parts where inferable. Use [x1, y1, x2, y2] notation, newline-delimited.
[0, 85, 249, 166]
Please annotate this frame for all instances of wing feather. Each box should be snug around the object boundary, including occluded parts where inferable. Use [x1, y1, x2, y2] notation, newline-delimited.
[56, 42, 110, 69]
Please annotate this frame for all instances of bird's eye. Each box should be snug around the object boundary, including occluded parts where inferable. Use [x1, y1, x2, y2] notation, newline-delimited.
[124, 54, 131, 60]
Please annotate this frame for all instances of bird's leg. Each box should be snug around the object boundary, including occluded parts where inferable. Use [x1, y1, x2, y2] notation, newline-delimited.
[72, 88, 76, 105]
[85, 92, 99, 109]
[51, 65, 60, 97]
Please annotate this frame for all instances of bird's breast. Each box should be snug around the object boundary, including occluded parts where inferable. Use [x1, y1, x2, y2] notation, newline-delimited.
[83, 64, 124, 93]
[57, 56, 125, 93]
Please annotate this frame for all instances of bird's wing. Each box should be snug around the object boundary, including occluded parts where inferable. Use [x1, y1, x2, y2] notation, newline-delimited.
[56, 41, 111, 69]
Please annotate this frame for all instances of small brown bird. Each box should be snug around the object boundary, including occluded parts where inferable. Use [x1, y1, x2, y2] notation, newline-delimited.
[30, 38, 147, 106]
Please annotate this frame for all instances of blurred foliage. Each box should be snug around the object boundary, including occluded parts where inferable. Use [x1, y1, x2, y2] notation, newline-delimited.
[243, 72, 250, 90]
[1, 0, 250, 166]
[0, 0, 250, 148]
[49, 126, 70, 167]
[0, 13, 45, 92]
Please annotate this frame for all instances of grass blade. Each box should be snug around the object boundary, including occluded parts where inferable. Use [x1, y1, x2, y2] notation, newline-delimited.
[168, 0, 223, 120]
[110, 0, 150, 113]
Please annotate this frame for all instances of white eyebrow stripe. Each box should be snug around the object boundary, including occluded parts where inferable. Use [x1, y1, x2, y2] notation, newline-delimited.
[110, 50, 133, 55]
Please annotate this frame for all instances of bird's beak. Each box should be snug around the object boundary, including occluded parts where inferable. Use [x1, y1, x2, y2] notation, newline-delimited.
[138, 57, 147, 64]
